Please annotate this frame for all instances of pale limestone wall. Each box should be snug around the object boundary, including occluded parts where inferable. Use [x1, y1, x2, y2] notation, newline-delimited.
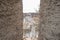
[0, 0, 23, 40]
[39, 0, 60, 40]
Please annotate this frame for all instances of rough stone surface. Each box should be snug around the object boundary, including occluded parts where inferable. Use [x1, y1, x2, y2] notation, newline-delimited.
[0, 0, 23, 40]
[39, 0, 60, 40]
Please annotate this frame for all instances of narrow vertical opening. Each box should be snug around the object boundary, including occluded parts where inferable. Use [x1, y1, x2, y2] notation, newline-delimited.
[22, 0, 40, 40]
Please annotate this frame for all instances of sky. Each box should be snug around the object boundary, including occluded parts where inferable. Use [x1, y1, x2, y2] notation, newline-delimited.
[23, 0, 40, 13]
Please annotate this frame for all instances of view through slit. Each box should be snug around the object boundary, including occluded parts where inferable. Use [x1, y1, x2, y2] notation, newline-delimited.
[23, 0, 40, 40]
[23, 13, 40, 40]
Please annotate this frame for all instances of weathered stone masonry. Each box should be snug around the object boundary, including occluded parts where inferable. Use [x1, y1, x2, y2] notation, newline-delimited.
[0, 0, 23, 40]
[38, 0, 60, 40]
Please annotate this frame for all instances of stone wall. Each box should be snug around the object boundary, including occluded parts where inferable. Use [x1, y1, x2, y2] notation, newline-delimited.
[38, 0, 60, 40]
[0, 0, 23, 40]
